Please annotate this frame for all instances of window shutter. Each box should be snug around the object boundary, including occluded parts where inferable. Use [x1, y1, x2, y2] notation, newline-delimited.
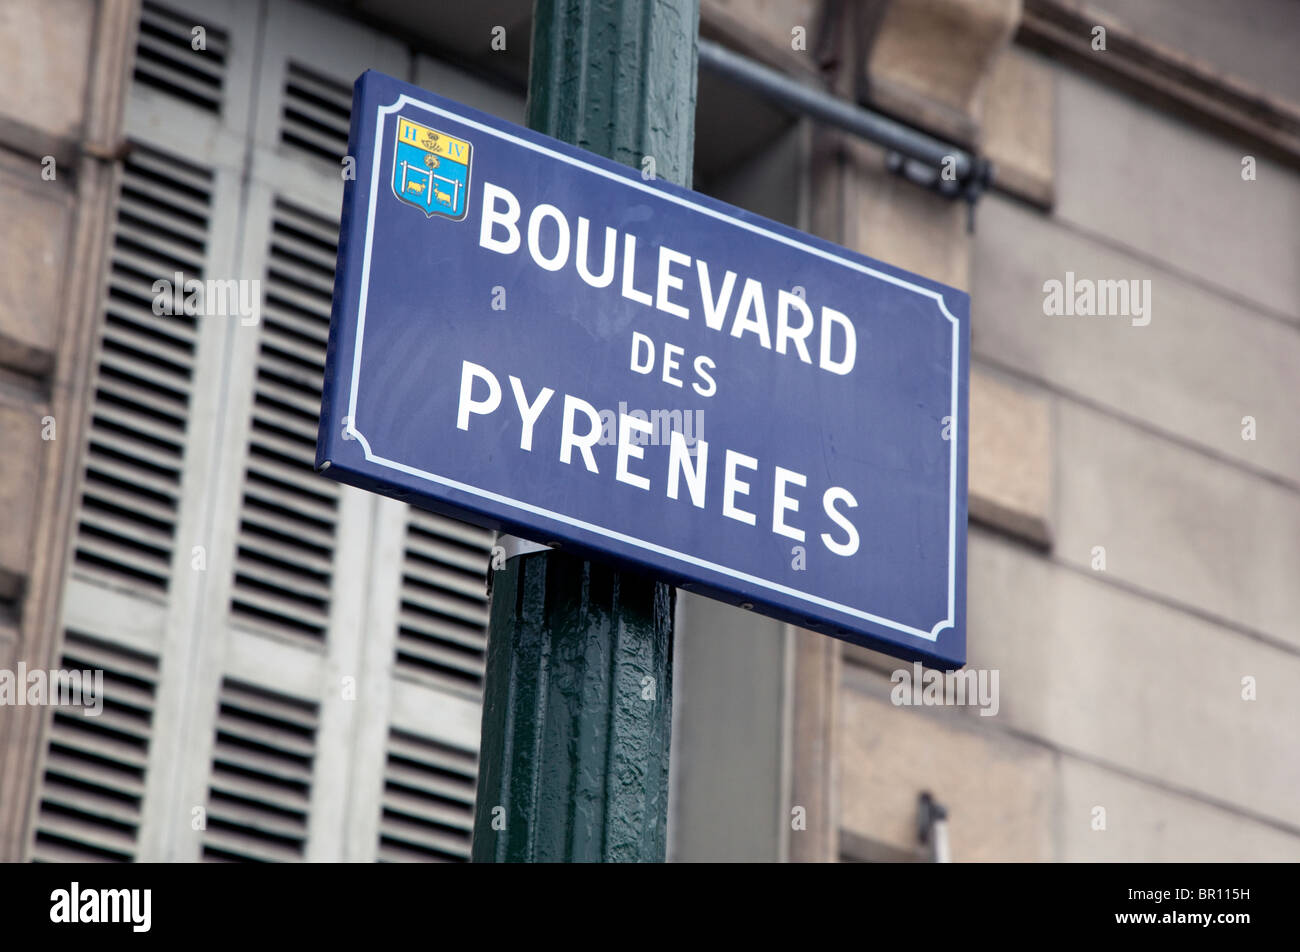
[377, 728, 478, 863]
[38, 0, 526, 864]
[72, 147, 212, 593]
[395, 509, 494, 694]
[177, 0, 410, 862]
[32, 139, 222, 863]
[133, 0, 229, 114]
[228, 199, 341, 641]
[280, 62, 354, 166]
[34, 0, 260, 863]
[201, 679, 318, 862]
[30, 632, 160, 862]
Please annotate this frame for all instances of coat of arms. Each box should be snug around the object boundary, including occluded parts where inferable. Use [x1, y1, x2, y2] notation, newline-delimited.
[391, 116, 471, 220]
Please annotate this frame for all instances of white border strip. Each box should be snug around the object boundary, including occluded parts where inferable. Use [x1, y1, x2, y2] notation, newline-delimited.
[345, 93, 961, 642]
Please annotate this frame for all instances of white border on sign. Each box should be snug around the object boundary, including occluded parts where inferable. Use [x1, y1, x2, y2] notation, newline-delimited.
[345, 93, 961, 643]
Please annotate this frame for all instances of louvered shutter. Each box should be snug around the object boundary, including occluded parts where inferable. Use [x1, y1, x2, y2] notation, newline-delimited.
[187, 4, 512, 863]
[394, 509, 494, 693]
[279, 61, 355, 165]
[39, 0, 525, 864]
[72, 147, 210, 593]
[377, 729, 478, 862]
[165, 0, 411, 862]
[133, 0, 228, 114]
[30, 632, 159, 862]
[202, 679, 318, 862]
[34, 0, 260, 863]
[228, 198, 341, 641]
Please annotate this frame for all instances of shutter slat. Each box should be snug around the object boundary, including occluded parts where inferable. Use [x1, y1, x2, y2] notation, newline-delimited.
[135, 60, 223, 109]
[58, 704, 152, 741]
[403, 559, 489, 603]
[251, 402, 320, 443]
[377, 843, 461, 863]
[101, 309, 197, 360]
[202, 827, 302, 863]
[34, 815, 137, 857]
[98, 344, 192, 393]
[51, 717, 151, 766]
[84, 455, 181, 503]
[383, 761, 476, 806]
[92, 371, 189, 423]
[280, 95, 350, 142]
[235, 530, 333, 577]
[134, 30, 226, 82]
[386, 731, 477, 772]
[262, 301, 330, 345]
[404, 535, 493, 578]
[378, 814, 471, 860]
[119, 175, 212, 222]
[382, 789, 474, 832]
[31, 837, 125, 864]
[87, 414, 185, 468]
[266, 254, 335, 300]
[206, 798, 309, 841]
[227, 557, 330, 608]
[115, 187, 208, 237]
[399, 587, 489, 628]
[122, 143, 214, 197]
[254, 375, 328, 423]
[241, 479, 336, 528]
[44, 750, 147, 796]
[409, 510, 495, 548]
[74, 536, 171, 583]
[220, 682, 318, 726]
[252, 346, 325, 395]
[111, 241, 205, 286]
[77, 506, 173, 550]
[283, 64, 350, 110]
[61, 640, 161, 682]
[229, 587, 329, 631]
[209, 767, 311, 806]
[242, 449, 335, 499]
[281, 121, 348, 162]
[238, 508, 335, 552]
[40, 789, 143, 828]
[392, 635, 485, 680]
[269, 227, 338, 274]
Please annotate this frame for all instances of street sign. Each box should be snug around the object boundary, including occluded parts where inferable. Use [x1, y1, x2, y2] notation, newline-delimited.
[317, 70, 969, 667]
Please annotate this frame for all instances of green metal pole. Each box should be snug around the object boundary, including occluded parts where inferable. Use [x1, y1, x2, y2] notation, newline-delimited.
[470, 0, 699, 863]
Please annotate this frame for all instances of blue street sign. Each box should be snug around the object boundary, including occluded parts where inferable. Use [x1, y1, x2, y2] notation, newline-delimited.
[317, 71, 969, 667]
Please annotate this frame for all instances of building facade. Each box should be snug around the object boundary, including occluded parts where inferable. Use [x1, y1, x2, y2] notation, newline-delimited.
[0, 0, 1297, 862]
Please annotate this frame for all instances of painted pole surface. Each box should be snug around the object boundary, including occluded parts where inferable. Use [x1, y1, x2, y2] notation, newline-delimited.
[470, 0, 699, 863]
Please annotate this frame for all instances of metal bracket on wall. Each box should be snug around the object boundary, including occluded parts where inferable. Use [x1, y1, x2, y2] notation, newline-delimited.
[697, 38, 992, 230]
[886, 150, 994, 233]
[484, 534, 552, 599]
[918, 790, 952, 862]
